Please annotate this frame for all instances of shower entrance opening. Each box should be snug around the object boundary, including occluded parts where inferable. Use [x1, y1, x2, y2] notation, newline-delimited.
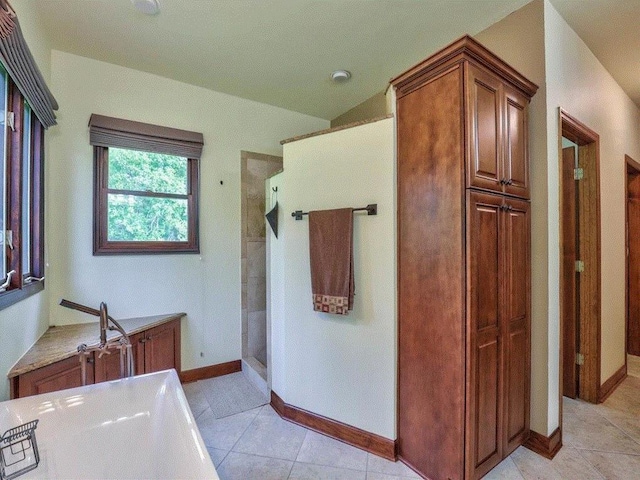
[241, 151, 282, 384]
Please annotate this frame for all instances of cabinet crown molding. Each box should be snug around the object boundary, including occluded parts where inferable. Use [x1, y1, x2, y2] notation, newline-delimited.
[390, 34, 539, 99]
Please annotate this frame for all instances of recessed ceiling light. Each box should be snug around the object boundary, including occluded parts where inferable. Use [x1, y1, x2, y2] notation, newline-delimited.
[131, 0, 160, 15]
[331, 70, 352, 83]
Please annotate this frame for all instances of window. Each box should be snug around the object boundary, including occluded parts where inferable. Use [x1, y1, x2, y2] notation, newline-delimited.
[89, 115, 203, 255]
[0, 65, 46, 309]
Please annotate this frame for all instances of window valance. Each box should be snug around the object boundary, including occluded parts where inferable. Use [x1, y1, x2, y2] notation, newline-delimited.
[88, 114, 204, 159]
[0, 1, 58, 128]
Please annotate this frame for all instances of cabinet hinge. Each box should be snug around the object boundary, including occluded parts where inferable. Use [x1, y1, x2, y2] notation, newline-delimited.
[575, 260, 584, 273]
[576, 353, 585, 366]
[574, 168, 584, 180]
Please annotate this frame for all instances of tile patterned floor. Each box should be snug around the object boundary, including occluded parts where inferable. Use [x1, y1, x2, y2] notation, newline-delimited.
[184, 355, 640, 479]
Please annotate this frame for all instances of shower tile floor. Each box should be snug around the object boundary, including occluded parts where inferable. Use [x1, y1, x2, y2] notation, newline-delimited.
[184, 356, 640, 479]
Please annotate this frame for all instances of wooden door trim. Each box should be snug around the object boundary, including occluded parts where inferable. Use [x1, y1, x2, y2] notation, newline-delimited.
[558, 109, 601, 416]
[625, 155, 640, 363]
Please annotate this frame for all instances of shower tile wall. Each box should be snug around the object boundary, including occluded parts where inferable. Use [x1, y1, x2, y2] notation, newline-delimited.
[241, 152, 282, 368]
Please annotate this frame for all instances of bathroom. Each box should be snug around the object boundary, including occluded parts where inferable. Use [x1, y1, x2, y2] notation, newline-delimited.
[0, 0, 640, 479]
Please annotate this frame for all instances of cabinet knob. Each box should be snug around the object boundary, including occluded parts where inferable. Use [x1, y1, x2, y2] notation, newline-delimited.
[499, 178, 506, 185]
[506, 179, 514, 186]
[139, 338, 147, 344]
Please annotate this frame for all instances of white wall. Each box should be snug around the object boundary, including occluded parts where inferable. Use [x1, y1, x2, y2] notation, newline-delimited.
[47, 51, 328, 372]
[544, 0, 640, 388]
[0, 1, 54, 400]
[272, 118, 396, 439]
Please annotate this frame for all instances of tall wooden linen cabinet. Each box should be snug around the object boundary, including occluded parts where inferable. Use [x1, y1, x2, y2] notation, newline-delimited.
[392, 36, 538, 480]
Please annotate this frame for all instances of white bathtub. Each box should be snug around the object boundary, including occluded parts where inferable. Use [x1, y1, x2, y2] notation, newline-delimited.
[0, 369, 218, 479]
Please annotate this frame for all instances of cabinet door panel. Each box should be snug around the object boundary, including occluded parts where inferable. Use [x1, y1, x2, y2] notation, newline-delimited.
[503, 199, 531, 454]
[18, 355, 94, 398]
[466, 191, 503, 478]
[144, 320, 181, 374]
[467, 65, 503, 193]
[504, 86, 530, 198]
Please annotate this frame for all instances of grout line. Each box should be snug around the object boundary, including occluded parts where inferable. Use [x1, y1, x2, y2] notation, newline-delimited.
[508, 453, 526, 480]
[293, 429, 309, 463]
[573, 446, 640, 457]
[572, 447, 607, 480]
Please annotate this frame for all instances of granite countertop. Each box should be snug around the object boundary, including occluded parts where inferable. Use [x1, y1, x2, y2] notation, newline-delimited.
[8, 312, 186, 378]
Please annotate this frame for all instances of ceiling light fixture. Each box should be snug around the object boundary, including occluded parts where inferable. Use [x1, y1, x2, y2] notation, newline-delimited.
[331, 70, 351, 83]
[131, 0, 160, 15]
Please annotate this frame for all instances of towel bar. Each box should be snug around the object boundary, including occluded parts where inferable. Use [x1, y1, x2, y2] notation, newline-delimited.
[291, 204, 377, 220]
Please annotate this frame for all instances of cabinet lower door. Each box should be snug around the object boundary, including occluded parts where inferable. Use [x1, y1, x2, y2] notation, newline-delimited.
[466, 191, 504, 479]
[502, 198, 531, 454]
[144, 320, 181, 374]
[17, 355, 94, 398]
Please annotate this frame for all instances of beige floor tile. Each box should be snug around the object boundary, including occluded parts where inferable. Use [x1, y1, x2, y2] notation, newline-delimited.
[366, 472, 418, 480]
[563, 402, 640, 455]
[484, 456, 525, 480]
[366, 453, 420, 478]
[182, 380, 209, 419]
[232, 405, 307, 460]
[217, 451, 293, 480]
[289, 462, 367, 480]
[205, 446, 228, 467]
[510, 445, 603, 480]
[195, 407, 258, 451]
[296, 431, 368, 471]
[578, 450, 640, 480]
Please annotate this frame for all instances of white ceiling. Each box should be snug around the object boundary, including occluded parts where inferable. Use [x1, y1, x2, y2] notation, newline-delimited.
[33, 0, 532, 120]
[33, 1, 640, 120]
[549, 0, 640, 108]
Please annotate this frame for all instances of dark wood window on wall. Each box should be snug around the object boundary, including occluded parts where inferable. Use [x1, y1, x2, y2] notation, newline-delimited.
[89, 115, 203, 255]
[0, 69, 46, 310]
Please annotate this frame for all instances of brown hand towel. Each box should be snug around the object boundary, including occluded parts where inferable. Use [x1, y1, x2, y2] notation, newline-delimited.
[308, 208, 354, 315]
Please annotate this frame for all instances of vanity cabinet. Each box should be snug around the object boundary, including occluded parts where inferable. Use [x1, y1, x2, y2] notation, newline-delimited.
[12, 354, 95, 398]
[392, 35, 537, 480]
[11, 317, 182, 399]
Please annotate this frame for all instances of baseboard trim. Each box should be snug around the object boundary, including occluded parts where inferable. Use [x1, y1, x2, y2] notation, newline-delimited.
[598, 364, 627, 403]
[270, 391, 397, 461]
[179, 360, 242, 383]
[524, 427, 562, 459]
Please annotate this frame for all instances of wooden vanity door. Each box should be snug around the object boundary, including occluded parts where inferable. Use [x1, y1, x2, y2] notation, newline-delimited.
[466, 64, 504, 194]
[502, 198, 531, 455]
[466, 191, 504, 479]
[503, 86, 530, 199]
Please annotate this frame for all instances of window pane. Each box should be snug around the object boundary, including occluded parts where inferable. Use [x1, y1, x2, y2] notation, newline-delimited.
[108, 148, 188, 195]
[22, 104, 32, 275]
[0, 68, 7, 278]
[107, 194, 188, 242]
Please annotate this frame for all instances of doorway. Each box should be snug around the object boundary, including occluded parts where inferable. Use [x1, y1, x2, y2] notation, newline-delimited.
[240, 151, 283, 387]
[559, 109, 601, 404]
[626, 156, 640, 367]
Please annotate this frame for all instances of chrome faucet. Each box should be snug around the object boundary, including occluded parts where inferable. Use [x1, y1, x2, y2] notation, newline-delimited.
[60, 299, 135, 385]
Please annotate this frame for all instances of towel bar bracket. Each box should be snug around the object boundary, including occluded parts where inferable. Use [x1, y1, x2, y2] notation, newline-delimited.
[291, 204, 377, 221]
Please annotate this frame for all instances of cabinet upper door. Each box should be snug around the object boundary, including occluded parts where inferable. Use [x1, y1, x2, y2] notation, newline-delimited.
[504, 86, 530, 199]
[466, 64, 504, 193]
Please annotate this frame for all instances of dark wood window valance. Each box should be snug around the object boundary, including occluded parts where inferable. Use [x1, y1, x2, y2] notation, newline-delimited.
[88, 114, 204, 159]
[0, 1, 58, 128]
